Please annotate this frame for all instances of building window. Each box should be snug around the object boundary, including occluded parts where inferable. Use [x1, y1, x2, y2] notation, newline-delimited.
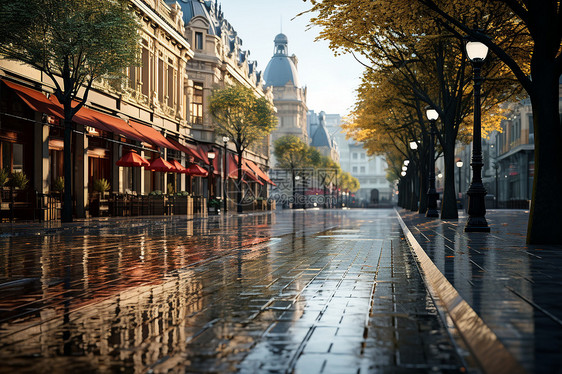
[141, 47, 150, 96]
[190, 83, 204, 125]
[352, 166, 358, 173]
[167, 62, 175, 107]
[158, 58, 164, 103]
[195, 32, 203, 50]
[1, 141, 23, 172]
[360, 153, 366, 160]
[352, 153, 358, 160]
[360, 166, 366, 174]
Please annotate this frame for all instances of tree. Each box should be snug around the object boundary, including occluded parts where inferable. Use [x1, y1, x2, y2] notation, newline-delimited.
[305, 0, 518, 218]
[209, 84, 277, 213]
[274, 135, 313, 208]
[305, 0, 562, 243]
[414, 0, 562, 244]
[0, 0, 140, 222]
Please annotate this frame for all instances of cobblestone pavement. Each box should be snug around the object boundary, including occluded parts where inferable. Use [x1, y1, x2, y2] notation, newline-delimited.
[399, 209, 562, 374]
[0, 210, 464, 373]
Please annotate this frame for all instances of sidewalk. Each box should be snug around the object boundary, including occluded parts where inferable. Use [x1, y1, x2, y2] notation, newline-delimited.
[0, 210, 464, 373]
[397, 209, 562, 374]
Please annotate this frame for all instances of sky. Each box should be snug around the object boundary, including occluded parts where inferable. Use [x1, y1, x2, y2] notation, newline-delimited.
[218, 0, 364, 117]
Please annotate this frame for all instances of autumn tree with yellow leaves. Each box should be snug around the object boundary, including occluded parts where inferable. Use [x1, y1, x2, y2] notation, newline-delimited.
[305, 0, 561, 244]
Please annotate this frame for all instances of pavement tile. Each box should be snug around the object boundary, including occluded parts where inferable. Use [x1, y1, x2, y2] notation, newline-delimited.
[0, 210, 464, 373]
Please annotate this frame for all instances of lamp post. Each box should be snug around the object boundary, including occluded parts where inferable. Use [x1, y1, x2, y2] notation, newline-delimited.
[222, 136, 229, 212]
[465, 39, 490, 232]
[425, 107, 439, 218]
[207, 150, 216, 201]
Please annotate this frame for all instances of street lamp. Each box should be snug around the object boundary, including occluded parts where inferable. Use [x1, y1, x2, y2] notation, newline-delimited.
[465, 37, 490, 232]
[456, 160, 463, 199]
[409, 141, 418, 150]
[207, 150, 216, 201]
[402, 166, 408, 171]
[222, 136, 229, 212]
[401, 171, 407, 177]
[425, 106, 439, 218]
[404, 160, 410, 166]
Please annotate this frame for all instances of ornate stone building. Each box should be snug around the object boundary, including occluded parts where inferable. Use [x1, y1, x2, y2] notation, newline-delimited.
[1, 0, 198, 218]
[263, 33, 308, 163]
[171, 0, 274, 202]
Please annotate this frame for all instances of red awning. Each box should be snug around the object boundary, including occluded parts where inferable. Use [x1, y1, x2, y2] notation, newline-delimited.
[166, 137, 206, 163]
[49, 95, 149, 143]
[185, 164, 208, 176]
[2, 79, 63, 118]
[170, 159, 186, 173]
[149, 157, 176, 172]
[245, 159, 276, 186]
[130, 121, 181, 151]
[228, 155, 263, 185]
[116, 151, 150, 167]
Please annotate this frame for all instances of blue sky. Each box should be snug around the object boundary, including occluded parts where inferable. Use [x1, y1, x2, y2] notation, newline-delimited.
[218, 0, 364, 116]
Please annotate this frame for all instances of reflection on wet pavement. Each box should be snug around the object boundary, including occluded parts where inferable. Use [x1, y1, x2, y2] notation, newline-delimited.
[0, 210, 463, 373]
[400, 209, 562, 373]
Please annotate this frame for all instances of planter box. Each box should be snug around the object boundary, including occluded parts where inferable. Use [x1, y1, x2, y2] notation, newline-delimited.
[267, 200, 276, 211]
[149, 196, 165, 215]
[173, 196, 193, 215]
[256, 200, 267, 211]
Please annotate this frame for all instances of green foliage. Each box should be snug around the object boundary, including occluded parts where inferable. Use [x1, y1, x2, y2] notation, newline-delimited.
[149, 190, 163, 196]
[0, 168, 8, 187]
[10, 171, 29, 189]
[208, 199, 221, 208]
[273, 135, 311, 170]
[0, 0, 140, 116]
[93, 178, 110, 193]
[53, 177, 64, 192]
[209, 85, 277, 154]
[175, 191, 190, 197]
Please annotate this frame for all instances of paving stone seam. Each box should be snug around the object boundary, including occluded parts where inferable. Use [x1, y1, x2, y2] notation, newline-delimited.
[396, 210, 527, 374]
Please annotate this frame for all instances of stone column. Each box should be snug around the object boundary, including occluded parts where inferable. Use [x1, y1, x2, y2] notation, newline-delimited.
[33, 113, 49, 194]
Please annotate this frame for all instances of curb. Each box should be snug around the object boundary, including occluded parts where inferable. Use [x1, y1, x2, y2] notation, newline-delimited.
[396, 211, 526, 374]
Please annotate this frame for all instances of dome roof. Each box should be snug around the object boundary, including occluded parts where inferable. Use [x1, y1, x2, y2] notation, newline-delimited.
[264, 56, 300, 87]
[274, 33, 288, 44]
[263, 33, 300, 87]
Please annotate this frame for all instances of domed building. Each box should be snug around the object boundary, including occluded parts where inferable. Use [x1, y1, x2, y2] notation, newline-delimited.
[264, 33, 308, 151]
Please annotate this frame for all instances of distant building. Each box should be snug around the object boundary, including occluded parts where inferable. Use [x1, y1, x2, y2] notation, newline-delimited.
[308, 111, 339, 163]
[264, 33, 308, 163]
[310, 111, 392, 203]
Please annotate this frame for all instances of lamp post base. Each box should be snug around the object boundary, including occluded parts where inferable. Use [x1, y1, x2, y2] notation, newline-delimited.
[465, 217, 490, 232]
[426, 189, 439, 218]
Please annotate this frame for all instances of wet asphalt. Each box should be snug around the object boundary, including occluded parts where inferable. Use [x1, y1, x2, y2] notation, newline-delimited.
[0, 209, 464, 373]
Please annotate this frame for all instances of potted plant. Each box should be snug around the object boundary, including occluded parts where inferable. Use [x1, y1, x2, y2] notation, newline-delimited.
[10, 171, 29, 190]
[208, 198, 221, 214]
[148, 190, 165, 215]
[53, 177, 64, 194]
[0, 168, 9, 189]
[91, 178, 110, 216]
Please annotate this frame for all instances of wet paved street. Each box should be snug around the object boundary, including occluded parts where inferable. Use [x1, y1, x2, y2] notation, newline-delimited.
[0, 210, 463, 373]
[399, 209, 562, 374]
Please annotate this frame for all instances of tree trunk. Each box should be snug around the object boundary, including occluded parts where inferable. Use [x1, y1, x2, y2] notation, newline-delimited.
[526, 66, 562, 244]
[409, 168, 418, 211]
[62, 117, 73, 222]
[441, 141, 458, 219]
[418, 162, 428, 214]
[237, 150, 243, 213]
